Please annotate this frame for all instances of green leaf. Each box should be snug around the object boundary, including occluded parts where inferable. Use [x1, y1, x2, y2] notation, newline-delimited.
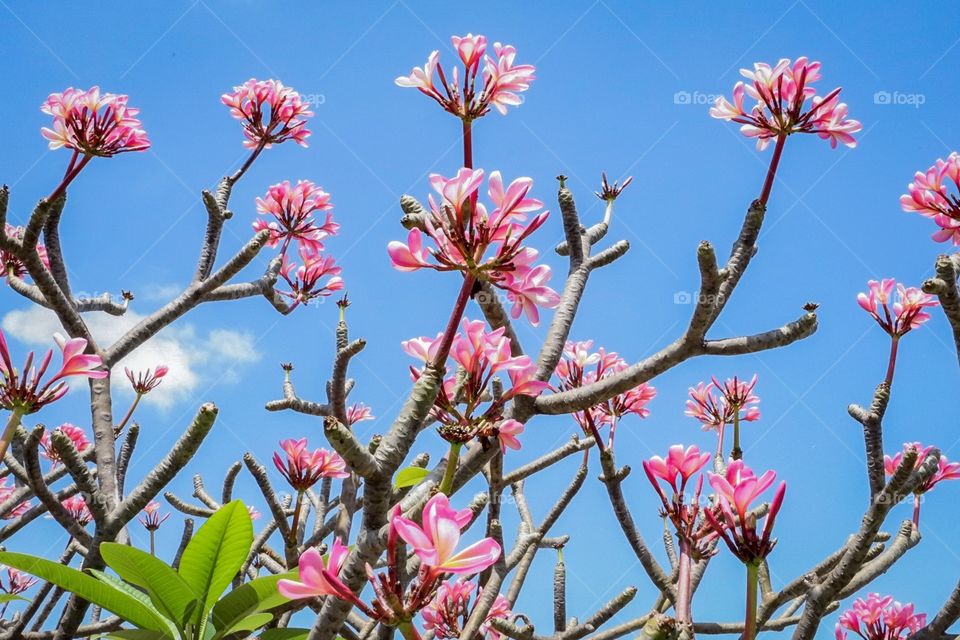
[0, 551, 171, 633]
[0, 593, 28, 604]
[224, 612, 273, 635]
[178, 501, 253, 624]
[257, 630, 311, 640]
[105, 631, 174, 640]
[393, 466, 430, 489]
[210, 572, 293, 639]
[101, 542, 199, 628]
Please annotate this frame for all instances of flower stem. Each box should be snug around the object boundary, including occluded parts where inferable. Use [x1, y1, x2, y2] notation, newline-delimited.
[758, 134, 787, 206]
[289, 491, 305, 544]
[431, 275, 477, 368]
[676, 539, 693, 624]
[47, 153, 94, 202]
[913, 493, 922, 529]
[115, 393, 142, 436]
[731, 411, 743, 461]
[149, 530, 156, 556]
[743, 561, 760, 640]
[462, 119, 473, 169]
[439, 442, 463, 495]
[0, 408, 25, 462]
[231, 138, 268, 183]
[397, 621, 423, 640]
[885, 336, 900, 387]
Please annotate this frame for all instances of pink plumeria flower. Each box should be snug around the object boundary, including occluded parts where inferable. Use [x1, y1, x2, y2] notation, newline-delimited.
[1, 566, 38, 595]
[705, 460, 786, 563]
[277, 245, 344, 311]
[422, 579, 512, 640]
[2, 224, 49, 283]
[138, 501, 170, 532]
[392, 493, 500, 577]
[125, 365, 168, 395]
[273, 438, 350, 492]
[835, 593, 926, 640]
[41, 87, 150, 156]
[900, 152, 960, 244]
[396, 35, 534, 119]
[346, 403, 375, 427]
[254, 180, 338, 255]
[60, 495, 92, 526]
[884, 442, 960, 494]
[222, 79, 312, 149]
[643, 445, 711, 497]
[278, 539, 366, 607]
[711, 57, 861, 150]
[1, 330, 106, 415]
[857, 279, 938, 337]
[247, 505, 262, 521]
[0, 478, 31, 519]
[39, 424, 90, 465]
[496, 419, 524, 453]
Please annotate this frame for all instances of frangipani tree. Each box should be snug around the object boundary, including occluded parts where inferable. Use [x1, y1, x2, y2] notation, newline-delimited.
[0, 31, 958, 640]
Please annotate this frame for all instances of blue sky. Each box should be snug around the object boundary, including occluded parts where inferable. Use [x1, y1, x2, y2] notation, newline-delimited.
[2, 1, 960, 635]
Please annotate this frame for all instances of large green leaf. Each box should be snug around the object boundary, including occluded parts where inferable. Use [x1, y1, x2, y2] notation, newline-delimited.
[101, 542, 199, 628]
[210, 572, 293, 639]
[178, 501, 253, 623]
[393, 466, 430, 489]
[0, 551, 171, 632]
[105, 631, 175, 640]
[223, 612, 273, 635]
[257, 630, 311, 640]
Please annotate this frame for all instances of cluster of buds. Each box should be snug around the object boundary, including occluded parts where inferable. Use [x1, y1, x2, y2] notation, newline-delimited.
[272, 438, 350, 493]
[279, 495, 501, 632]
[39, 424, 91, 466]
[553, 340, 656, 450]
[0, 330, 107, 415]
[900, 151, 960, 244]
[642, 445, 717, 559]
[403, 319, 548, 452]
[221, 78, 312, 149]
[389, 169, 559, 325]
[396, 34, 535, 120]
[2, 224, 49, 283]
[710, 57, 861, 150]
[835, 593, 926, 640]
[422, 579, 513, 640]
[125, 365, 168, 395]
[0, 478, 31, 519]
[41, 87, 150, 157]
[704, 461, 786, 564]
[857, 279, 938, 338]
[685, 375, 760, 460]
[137, 501, 171, 532]
[884, 442, 960, 526]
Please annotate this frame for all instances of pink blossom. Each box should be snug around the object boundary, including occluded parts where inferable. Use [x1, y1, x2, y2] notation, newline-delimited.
[686, 377, 761, 431]
[504, 263, 561, 326]
[396, 35, 534, 119]
[643, 445, 711, 497]
[884, 442, 960, 493]
[247, 506, 262, 521]
[278, 539, 361, 604]
[125, 365, 168, 395]
[346, 403, 375, 426]
[137, 501, 170, 531]
[222, 79, 312, 148]
[705, 460, 786, 562]
[711, 57, 860, 150]
[277, 245, 344, 310]
[41, 87, 150, 156]
[392, 493, 500, 576]
[858, 279, 938, 337]
[496, 419, 524, 453]
[0, 478, 31, 519]
[39, 424, 90, 465]
[273, 438, 350, 492]
[422, 579, 512, 640]
[2, 224, 49, 282]
[900, 152, 960, 244]
[1, 566, 38, 595]
[60, 495, 92, 526]
[835, 593, 925, 640]
[254, 180, 337, 254]
[1, 330, 106, 415]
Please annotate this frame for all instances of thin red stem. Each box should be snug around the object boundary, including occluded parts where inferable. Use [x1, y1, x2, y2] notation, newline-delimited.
[758, 134, 787, 206]
[885, 336, 900, 387]
[462, 119, 473, 169]
[230, 138, 268, 183]
[430, 274, 476, 368]
[676, 539, 693, 624]
[47, 154, 94, 202]
[912, 494, 921, 528]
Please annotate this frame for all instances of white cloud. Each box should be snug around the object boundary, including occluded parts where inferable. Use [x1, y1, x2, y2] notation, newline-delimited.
[139, 283, 183, 302]
[1, 306, 261, 410]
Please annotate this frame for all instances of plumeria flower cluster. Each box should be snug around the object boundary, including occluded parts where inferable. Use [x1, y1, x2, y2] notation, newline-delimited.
[138, 501, 171, 532]
[125, 365, 168, 395]
[221, 78, 312, 149]
[835, 593, 926, 640]
[279, 494, 501, 630]
[553, 340, 656, 450]
[254, 180, 339, 255]
[273, 438, 350, 493]
[39, 424, 90, 466]
[686, 375, 760, 460]
[277, 244, 345, 311]
[0, 478, 31, 519]
[704, 460, 786, 564]
[403, 318, 548, 453]
[710, 57, 861, 150]
[0, 565, 38, 596]
[396, 34, 535, 119]
[422, 579, 513, 640]
[884, 442, 960, 526]
[41, 87, 150, 157]
[346, 402, 375, 427]
[60, 495, 92, 526]
[0, 330, 107, 415]
[389, 169, 560, 325]
[857, 279, 938, 338]
[900, 151, 960, 244]
[2, 224, 49, 282]
[643, 445, 718, 559]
